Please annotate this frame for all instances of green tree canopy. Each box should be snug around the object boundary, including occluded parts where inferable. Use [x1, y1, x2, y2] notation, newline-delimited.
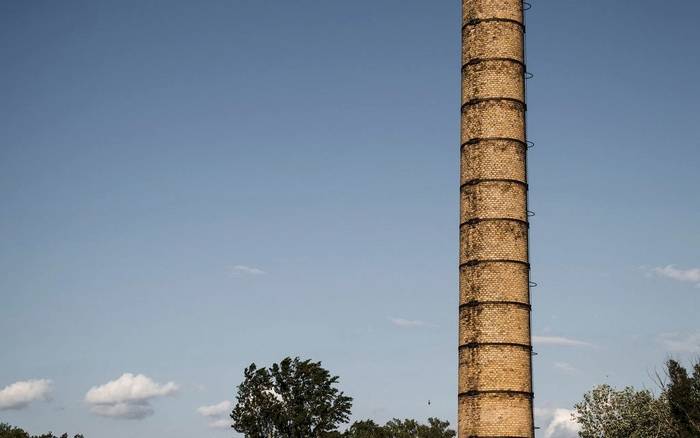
[0, 423, 29, 438]
[666, 359, 700, 437]
[574, 358, 700, 438]
[341, 418, 455, 438]
[379, 418, 455, 438]
[231, 357, 353, 438]
[342, 420, 387, 438]
[574, 384, 673, 438]
[0, 423, 83, 438]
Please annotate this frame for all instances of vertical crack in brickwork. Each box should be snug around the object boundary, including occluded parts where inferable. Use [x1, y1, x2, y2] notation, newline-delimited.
[459, 0, 534, 437]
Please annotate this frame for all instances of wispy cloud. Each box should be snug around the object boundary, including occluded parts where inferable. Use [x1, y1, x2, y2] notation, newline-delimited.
[0, 379, 52, 410]
[658, 332, 700, 353]
[85, 373, 178, 420]
[535, 408, 580, 438]
[197, 400, 232, 429]
[533, 336, 594, 348]
[389, 317, 434, 328]
[648, 265, 700, 287]
[197, 400, 231, 417]
[231, 265, 266, 276]
[553, 362, 579, 375]
[208, 418, 231, 429]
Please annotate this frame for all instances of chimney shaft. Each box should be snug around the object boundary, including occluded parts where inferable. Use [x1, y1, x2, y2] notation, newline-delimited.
[459, 0, 534, 436]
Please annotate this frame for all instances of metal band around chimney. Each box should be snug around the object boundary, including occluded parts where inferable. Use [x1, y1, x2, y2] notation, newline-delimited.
[461, 97, 527, 112]
[459, 341, 532, 351]
[459, 259, 530, 269]
[459, 390, 534, 399]
[463, 57, 526, 70]
[459, 300, 531, 310]
[460, 137, 530, 151]
[460, 218, 530, 228]
[462, 18, 525, 31]
[460, 179, 528, 190]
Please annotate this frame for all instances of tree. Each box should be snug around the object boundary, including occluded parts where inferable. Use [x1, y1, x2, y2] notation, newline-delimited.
[0, 423, 29, 438]
[32, 434, 83, 438]
[342, 418, 455, 438]
[573, 384, 674, 438]
[574, 358, 700, 438]
[342, 420, 387, 438]
[422, 418, 455, 438]
[231, 357, 353, 438]
[0, 424, 84, 438]
[382, 418, 455, 438]
[665, 359, 700, 437]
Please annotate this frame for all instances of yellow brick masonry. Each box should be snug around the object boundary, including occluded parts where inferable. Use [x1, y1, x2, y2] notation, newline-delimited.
[461, 140, 527, 183]
[460, 394, 533, 437]
[461, 182, 528, 223]
[459, 345, 532, 393]
[462, 61, 524, 104]
[460, 262, 529, 304]
[462, 0, 524, 23]
[459, 0, 534, 437]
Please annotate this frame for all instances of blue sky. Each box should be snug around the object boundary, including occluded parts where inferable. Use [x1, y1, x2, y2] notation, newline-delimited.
[1, 1, 699, 437]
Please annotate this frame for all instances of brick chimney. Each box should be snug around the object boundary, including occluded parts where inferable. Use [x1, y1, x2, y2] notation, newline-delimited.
[459, 0, 534, 436]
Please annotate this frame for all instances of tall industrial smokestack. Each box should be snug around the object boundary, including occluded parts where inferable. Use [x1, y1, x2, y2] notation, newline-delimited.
[459, 0, 534, 436]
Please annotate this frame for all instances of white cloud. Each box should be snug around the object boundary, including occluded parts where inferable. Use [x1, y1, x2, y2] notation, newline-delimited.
[208, 418, 231, 429]
[231, 265, 266, 276]
[197, 400, 231, 417]
[536, 408, 580, 438]
[553, 361, 579, 375]
[651, 265, 700, 287]
[85, 373, 178, 419]
[658, 332, 700, 353]
[197, 400, 233, 429]
[89, 403, 154, 420]
[0, 379, 52, 410]
[533, 335, 594, 348]
[389, 317, 433, 328]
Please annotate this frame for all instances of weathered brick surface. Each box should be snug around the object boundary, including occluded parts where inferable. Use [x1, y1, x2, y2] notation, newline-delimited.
[460, 262, 529, 304]
[459, 303, 530, 345]
[459, 393, 533, 437]
[459, 345, 532, 392]
[462, 0, 524, 24]
[459, 0, 533, 436]
[460, 140, 527, 184]
[461, 101, 525, 144]
[462, 21, 523, 64]
[462, 60, 524, 103]
[459, 220, 528, 264]
[461, 181, 527, 222]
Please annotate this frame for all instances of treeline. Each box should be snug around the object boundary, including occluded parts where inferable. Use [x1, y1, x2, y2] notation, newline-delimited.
[4, 357, 697, 437]
[231, 357, 454, 438]
[337, 418, 454, 438]
[232, 356, 700, 438]
[0, 423, 83, 438]
[575, 358, 700, 437]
